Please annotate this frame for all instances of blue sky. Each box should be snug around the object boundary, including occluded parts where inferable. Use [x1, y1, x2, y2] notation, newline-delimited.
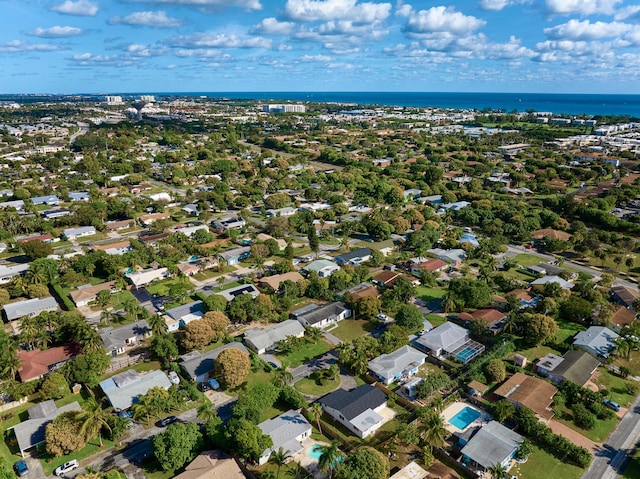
[1, 0, 640, 94]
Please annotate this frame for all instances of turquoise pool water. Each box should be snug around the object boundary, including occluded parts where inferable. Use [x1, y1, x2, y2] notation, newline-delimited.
[449, 407, 481, 430]
[308, 445, 344, 464]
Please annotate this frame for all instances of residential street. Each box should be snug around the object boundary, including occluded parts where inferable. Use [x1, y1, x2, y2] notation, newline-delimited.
[582, 391, 640, 479]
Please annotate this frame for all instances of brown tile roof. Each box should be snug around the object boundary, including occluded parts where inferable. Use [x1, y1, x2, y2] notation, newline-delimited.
[610, 306, 636, 328]
[470, 308, 507, 324]
[468, 380, 489, 394]
[173, 450, 245, 479]
[414, 258, 448, 272]
[17, 233, 54, 243]
[506, 289, 533, 301]
[350, 285, 381, 301]
[494, 372, 557, 420]
[373, 270, 402, 286]
[69, 281, 116, 304]
[17, 344, 81, 381]
[258, 271, 304, 291]
[531, 229, 572, 241]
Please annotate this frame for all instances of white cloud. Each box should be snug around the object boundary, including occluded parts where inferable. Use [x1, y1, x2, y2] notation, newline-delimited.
[26, 26, 85, 37]
[284, 0, 391, 23]
[50, 0, 99, 16]
[165, 33, 272, 49]
[108, 11, 183, 28]
[298, 54, 332, 61]
[71, 52, 137, 66]
[478, 0, 529, 11]
[250, 18, 295, 35]
[544, 0, 621, 16]
[174, 49, 232, 59]
[130, 0, 261, 11]
[614, 5, 640, 21]
[545, 19, 633, 40]
[403, 6, 486, 37]
[0, 40, 65, 52]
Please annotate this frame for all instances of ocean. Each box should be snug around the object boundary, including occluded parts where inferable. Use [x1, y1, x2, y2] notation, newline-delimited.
[154, 91, 639, 117]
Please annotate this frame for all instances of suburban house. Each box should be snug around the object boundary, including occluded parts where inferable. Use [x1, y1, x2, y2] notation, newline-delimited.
[257, 271, 304, 292]
[173, 224, 210, 238]
[373, 270, 420, 288]
[69, 281, 117, 307]
[165, 300, 205, 331]
[494, 372, 557, 420]
[609, 306, 637, 330]
[99, 369, 172, 412]
[334, 247, 372, 266]
[244, 319, 305, 355]
[611, 285, 640, 309]
[139, 212, 170, 226]
[62, 226, 97, 240]
[416, 322, 484, 364]
[16, 233, 54, 243]
[367, 345, 427, 385]
[534, 350, 600, 387]
[42, 208, 72, 220]
[369, 239, 402, 256]
[211, 217, 246, 233]
[504, 289, 540, 309]
[68, 191, 90, 202]
[573, 326, 620, 359]
[17, 344, 80, 382]
[30, 195, 60, 206]
[303, 259, 340, 278]
[125, 267, 170, 289]
[182, 204, 199, 216]
[458, 233, 479, 247]
[3, 296, 58, 322]
[320, 385, 388, 438]
[257, 410, 312, 465]
[0, 263, 29, 284]
[426, 248, 467, 266]
[219, 246, 251, 266]
[390, 462, 429, 479]
[10, 400, 81, 457]
[265, 206, 297, 218]
[458, 421, 524, 474]
[173, 450, 245, 479]
[99, 320, 152, 357]
[291, 302, 351, 328]
[527, 262, 565, 276]
[105, 219, 135, 232]
[530, 275, 574, 291]
[457, 309, 507, 335]
[177, 261, 202, 277]
[179, 343, 249, 383]
[90, 241, 132, 256]
[337, 282, 380, 302]
[531, 228, 572, 242]
[218, 283, 260, 302]
[410, 258, 448, 276]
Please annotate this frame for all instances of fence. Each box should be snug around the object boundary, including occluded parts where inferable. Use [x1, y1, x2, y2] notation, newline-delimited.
[105, 350, 149, 374]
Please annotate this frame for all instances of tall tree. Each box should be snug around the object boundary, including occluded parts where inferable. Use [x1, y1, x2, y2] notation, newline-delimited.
[308, 402, 323, 435]
[317, 441, 344, 479]
[74, 398, 113, 447]
[152, 422, 203, 472]
[269, 447, 290, 479]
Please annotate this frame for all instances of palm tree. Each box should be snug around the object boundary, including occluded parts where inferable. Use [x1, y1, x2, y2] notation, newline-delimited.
[305, 327, 323, 343]
[269, 447, 290, 479]
[148, 313, 168, 336]
[285, 464, 312, 479]
[421, 412, 448, 451]
[317, 441, 344, 479]
[487, 462, 509, 479]
[273, 367, 294, 387]
[74, 398, 112, 446]
[502, 313, 519, 335]
[308, 402, 323, 435]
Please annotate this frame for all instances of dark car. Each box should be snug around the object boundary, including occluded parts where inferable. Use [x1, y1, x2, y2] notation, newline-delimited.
[14, 460, 29, 476]
[156, 415, 178, 427]
[198, 381, 211, 392]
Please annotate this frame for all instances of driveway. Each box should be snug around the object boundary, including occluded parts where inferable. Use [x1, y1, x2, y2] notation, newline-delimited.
[547, 419, 601, 454]
[291, 351, 338, 383]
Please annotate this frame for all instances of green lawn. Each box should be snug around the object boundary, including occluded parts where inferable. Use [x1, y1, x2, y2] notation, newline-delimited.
[145, 278, 193, 297]
[516, 444, 584, 479]
[555, 407, 618, 442]
[594, 369, 638, 406]
[425, 313, 445, 327]
[614, 349, 640, 378]
[622, 446, 640, 479]
[330, 319, 374, 342]
[550, 319, 586, 351]
[277, 339, 332, 368]
[415, 286, 446, 302]
[510, 345, 560, 362]
[295, 376, 341, 396]
[41, 437, 117, 475]
[513, 254, 545, 268]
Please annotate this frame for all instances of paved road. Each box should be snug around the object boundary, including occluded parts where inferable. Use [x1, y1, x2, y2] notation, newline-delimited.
[506, 244, 639, 290]
[148, 179, 187, 197]
[582, 392, 640, 479]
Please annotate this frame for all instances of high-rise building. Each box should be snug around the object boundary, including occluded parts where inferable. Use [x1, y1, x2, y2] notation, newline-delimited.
[104, 96, 123, 105]
[262, 104, 306, 113]
[140, 95, 155, 103]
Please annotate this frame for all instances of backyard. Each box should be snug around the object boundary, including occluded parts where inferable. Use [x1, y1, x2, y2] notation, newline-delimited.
[330, 319, 374, 342]
[515, 444, 583, 479]
[276, 338, 332, 368]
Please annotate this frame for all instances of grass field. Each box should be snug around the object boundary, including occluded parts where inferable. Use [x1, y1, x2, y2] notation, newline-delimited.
[330, 319, 374, 342]
[516, 444, 584, 479]
[277, 339, 332, 368]
[555, 407, 618, 442]
[622, 446, 640, 479]
[295, 376, 341, 396]
[513, 254, 546, 268]
[593, 369, 638, 406]
[415, 286, 446, 302]
[145, 277, 193, 297]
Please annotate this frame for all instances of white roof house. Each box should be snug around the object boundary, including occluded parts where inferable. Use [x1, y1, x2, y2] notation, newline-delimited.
[125, 267, 170, 289]
[3, 297, 58, 321]
[573, 326, 620, 359]
[427, 248, 467, 264]
[99, 369, 172, 411]
[303, 259, 340, 278]
[416, 322, 469, 357]
[530, 275, 574, 290]
[257, 410, 312, 465]
[63, 226, 96, 240]
[368, 345, 427, 385]
[0, 262, 29, 284]
[173, 224, 210, 237]
[460, 421, 524, 472]
[244, 320, 305, 354]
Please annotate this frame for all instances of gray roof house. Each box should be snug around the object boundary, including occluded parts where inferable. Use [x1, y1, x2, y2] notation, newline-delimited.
[31, 195, 60, 206]
[290, 302, 351, 329]
[62, 226, 97, 240]
[303, 259, 340, 278]
[460, 421, 524, 473]
[10, 400, 81, 457]
[334, 248, 372, 266]
[368, 345, 427, 385]
[244, 320, 305, 354]
[218, 283, 260, 301]
[257, 410, 312, 465]
[416, 322, 469, 358]
[99, 320, 151, 356]
[99, 369, 172, 411]
[0, 262, 29, 284]
[573, 326, 619, 359]
[320, 385, 388, 438]
[3, 296, 58, 321]
[179, 343, 249, 383]
[165, 300, 205, 329]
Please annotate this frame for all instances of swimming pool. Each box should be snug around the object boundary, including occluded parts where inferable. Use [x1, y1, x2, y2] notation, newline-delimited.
[308, 445, 343, 464]
[456, 347, 477, 363]
[449, 406, 481, 430]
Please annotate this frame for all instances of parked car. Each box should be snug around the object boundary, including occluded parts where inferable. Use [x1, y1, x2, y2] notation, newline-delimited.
[376, 313, 389, 322]
[603, 399, 621, 412]
[167, 371, 180, 385]
[54, 459, 79, 476]
[157, 415, 178, 427]
[13, 460, 29, 476]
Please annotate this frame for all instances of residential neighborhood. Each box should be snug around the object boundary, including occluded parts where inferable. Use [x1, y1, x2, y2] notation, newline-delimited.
[0, 95, 638, 479]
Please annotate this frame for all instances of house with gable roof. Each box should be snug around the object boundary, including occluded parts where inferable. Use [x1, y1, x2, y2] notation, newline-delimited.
[459, 421, 524, 474]
[257, 410, 312, 465]
[99, 320, 152, 357]
[367, 345, 426, 385]
[319, 385, 388, 438]
[573, 326, 619, 360]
